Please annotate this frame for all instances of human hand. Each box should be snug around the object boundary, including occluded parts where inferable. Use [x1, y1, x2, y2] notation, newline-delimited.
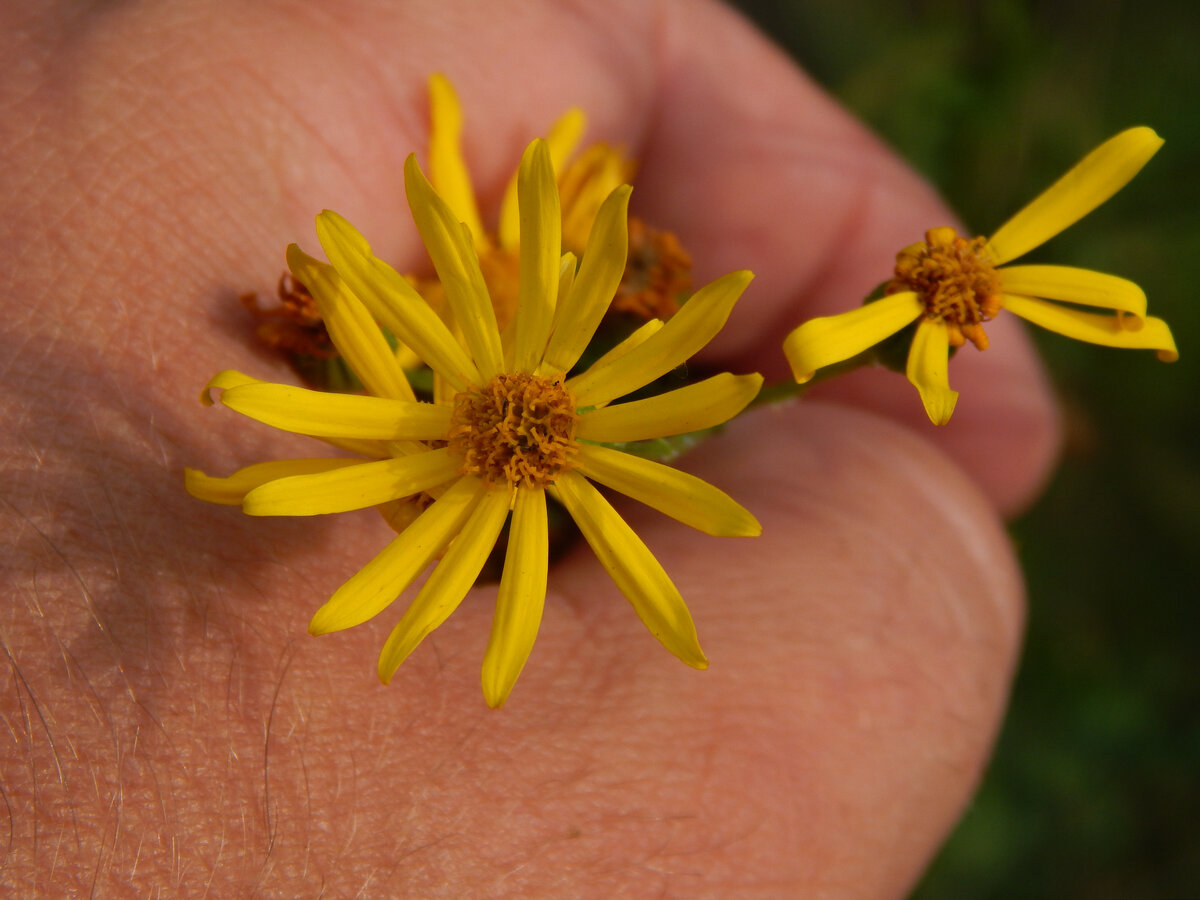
[0, 1, 1058, 896]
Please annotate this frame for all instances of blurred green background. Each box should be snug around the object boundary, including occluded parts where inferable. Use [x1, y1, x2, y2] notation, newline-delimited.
[729, 1, 1200, 896]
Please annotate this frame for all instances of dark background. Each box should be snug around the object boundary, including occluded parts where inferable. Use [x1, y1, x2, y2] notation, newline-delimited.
[728, 1, 1200, 897]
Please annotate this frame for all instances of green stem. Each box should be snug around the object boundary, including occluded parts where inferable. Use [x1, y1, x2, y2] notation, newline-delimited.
[747, 350, 876, 410]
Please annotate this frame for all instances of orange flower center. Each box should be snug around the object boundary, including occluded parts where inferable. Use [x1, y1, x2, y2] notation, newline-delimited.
[242, 273, 337, 360]
[448, 373, 578, 489]
[887, 226, 1003, 350]
[610, 217, 692, 321]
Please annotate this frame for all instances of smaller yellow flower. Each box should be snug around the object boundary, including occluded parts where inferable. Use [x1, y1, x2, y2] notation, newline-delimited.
[783, 127, 1178, 424]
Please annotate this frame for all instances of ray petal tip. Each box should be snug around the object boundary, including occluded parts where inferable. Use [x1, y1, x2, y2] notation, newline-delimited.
[316, 208, 356, 241]
[377, 649, 400, 684]
[923, 389, 960, 426]
[1125, 125, 1164, 149]
[403, 151, 426, 185]
[182, 468, 208, 495]
[308, 606, 340, 637]
[481, 672, 514, 710]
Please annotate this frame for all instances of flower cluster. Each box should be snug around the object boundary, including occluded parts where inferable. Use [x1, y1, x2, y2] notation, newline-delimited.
[189, 73, 1177, 706]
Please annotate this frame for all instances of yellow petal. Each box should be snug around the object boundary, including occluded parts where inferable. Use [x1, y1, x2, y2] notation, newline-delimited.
[308, 476, 484, 635]
[185, 458, 363, 506]
[541, 185, 632, 375]
[481, 488, 548, 708]
[559, 144, 635, 254]
[427, 73, 485, 245]
[985, 127, 1164, 265]
[200, 369, 262, 405]
[243, 448, 460, 516]
[395, 344, 423, 370]
[571, 319, 663, 377]
[403, 154, 505, 378]
[220, 382, 452, 440]
[551, 471, 707, 668]
[568, 270, 753, 408]
[314, 435, 392, 458]
[286, 244, 416, 401]
[545, 109, 588, 173]
[906, 318, 958, 425]
[512, 140, 562, 372]
[316, 210, 480, 390]
[556, 251, 577, 317]
[375, 497, 424, 535]
[202, 372, 394, 455]
[577, 372, 762, 443]
[998, 264, 1148, 328]
[498, 108, 586, 251]
[377, 488, 511, 683]
[574, 443, 760, 538]
[1002, 294, 1178, 361]
[782, 292, 924, 383]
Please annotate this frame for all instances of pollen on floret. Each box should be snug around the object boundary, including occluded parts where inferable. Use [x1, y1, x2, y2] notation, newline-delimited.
[448, 373, 578, 489]
[887, 226, 1003, 350]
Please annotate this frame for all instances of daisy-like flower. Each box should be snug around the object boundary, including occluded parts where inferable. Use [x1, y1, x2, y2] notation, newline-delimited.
[783, 127, 1178, 424]
[187, 139, 761, 707]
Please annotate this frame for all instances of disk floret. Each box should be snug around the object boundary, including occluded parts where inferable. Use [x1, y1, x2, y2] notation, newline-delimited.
[449, 373, 578, 489]
[888, 226, 1003, 350]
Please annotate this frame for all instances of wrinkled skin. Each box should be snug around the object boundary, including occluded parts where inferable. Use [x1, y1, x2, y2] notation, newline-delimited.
[0, 1, 1059, 897]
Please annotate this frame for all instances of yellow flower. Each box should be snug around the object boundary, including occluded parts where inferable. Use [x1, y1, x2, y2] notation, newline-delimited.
[783, 127, 1178, 425]
[187, 140, 761, 707]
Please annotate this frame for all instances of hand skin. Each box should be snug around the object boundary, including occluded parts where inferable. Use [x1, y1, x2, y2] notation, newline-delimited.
[0, 1, 1059, 897]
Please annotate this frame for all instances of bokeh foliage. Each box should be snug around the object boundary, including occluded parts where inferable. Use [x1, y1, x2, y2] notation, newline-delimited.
[730, 1, 1200, 896]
